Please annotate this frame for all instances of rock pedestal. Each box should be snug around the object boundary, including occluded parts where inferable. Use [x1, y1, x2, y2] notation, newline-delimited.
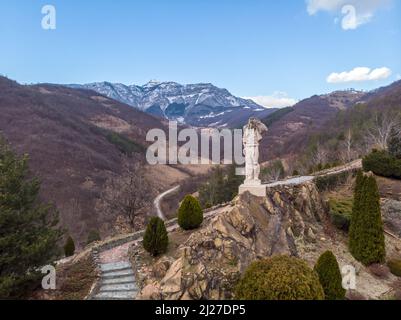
[239, 181, 267, 197]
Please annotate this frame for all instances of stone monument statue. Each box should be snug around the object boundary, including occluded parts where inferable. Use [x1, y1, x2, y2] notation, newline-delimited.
[239, 118, 268, 197]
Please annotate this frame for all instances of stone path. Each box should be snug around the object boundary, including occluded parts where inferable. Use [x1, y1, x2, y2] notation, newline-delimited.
[266, 159, 362, 188]
[93, 241, 139, 300]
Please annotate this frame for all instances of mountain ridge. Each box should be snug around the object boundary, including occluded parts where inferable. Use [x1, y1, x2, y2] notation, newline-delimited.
[67, 81, 277, 128]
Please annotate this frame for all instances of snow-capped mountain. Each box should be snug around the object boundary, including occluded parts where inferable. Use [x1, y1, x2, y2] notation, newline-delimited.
[68, 81, 277, 127]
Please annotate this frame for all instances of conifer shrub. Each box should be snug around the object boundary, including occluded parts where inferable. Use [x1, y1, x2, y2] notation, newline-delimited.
[64, 236, 76, 257]
[349, 172, 386, 265]
[314, 251, 346, 300]
[235, 256, 324, 300]
[143, 217, 169, 256]
[387, 259, 401, 277]
[362, 150, 401, 179]
[328, 197, 353, 231]
[315, 170, 355, 192]
[178, 195, 203, 230]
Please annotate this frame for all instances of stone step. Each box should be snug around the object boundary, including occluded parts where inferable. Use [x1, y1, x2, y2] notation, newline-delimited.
[100, 283, 138, 292]
[102, 268, 134, 278]
[100, 261, 132, 273]
[102, 275, 136, 285]
[94, 290, 137, 300]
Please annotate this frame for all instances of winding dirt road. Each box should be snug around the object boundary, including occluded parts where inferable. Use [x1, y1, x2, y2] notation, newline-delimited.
[153, 185, 180, 220]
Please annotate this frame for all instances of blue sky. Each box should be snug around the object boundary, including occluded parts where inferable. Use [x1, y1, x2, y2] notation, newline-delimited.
[0, 0, 400, 106]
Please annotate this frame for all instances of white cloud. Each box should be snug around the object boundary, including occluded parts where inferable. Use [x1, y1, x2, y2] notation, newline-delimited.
[396, 74, 401, 80]
[244, 92, 298, 109]
[306, 0, 390, 30]
[327, 67, 392, 83]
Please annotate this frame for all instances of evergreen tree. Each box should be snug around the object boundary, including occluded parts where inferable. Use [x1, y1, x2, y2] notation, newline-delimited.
[64, 236, 75, 257]
[349, 172, 386, 265]
[178, 195, 203, 230]
[388, 127, 401, 159]
[314, 251, 346, 300]
[143, 217, 169, 256]
[0, 137, 62, 298]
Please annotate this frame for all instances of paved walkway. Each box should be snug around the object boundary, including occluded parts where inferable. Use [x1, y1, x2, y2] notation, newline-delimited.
[93, 240, 140, 300]
[266, 159, 362, 188]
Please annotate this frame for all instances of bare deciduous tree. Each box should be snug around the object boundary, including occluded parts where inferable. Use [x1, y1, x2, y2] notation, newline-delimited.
[366, 113, 397, 150]
[261, 160, 285, 182]
[311, 142, 328, 167]
[341, 129, 354, 163]
[101, 160, 153, 228]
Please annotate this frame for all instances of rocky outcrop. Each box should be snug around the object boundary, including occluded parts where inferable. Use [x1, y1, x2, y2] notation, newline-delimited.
[137, 182, 328, 300]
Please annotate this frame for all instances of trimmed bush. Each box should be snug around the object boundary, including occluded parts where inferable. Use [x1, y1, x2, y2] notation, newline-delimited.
[329, 198, 353, 231]
[86, 230, 101, 245]
[315, 170, 355, 192]
[178, 195, 203, 230]
[349, 172, 386, 265]
[143, 217, 168, 256]
[362, 150, 401, 179]
[64, 236, 75, 257]
[387, 259, 401, 277]
[235, 256, 324, 300]
[314, 251, 346, 300]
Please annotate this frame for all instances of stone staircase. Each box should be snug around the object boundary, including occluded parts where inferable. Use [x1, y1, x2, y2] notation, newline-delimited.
[93, 261, 138, 300]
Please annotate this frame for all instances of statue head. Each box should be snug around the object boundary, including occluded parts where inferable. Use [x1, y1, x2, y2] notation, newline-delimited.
[244, 117, 268, 134]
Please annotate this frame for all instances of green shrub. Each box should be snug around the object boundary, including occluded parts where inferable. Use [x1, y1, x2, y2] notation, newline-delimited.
[329, 198, 353, 231]
[387, 259, 401, 277]
[362, 150, 401, 179]
[349, 172, 386, 265]
[292, 170, 300, 176]
[143, 217, 168, 256]
[315, 170, 355, 192]
[178, 195, 204, 230]
[86, 230, 101, 245]
[64, 236, 76, 257]
[314, 251, 346, 300]
[235, 256, 324, 300]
